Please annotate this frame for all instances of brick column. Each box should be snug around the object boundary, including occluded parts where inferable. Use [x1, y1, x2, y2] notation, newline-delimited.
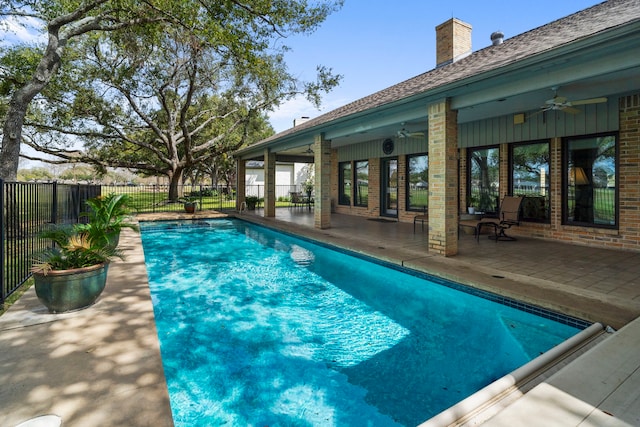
[500, 142, 509, 200]
[314, 134, 332, 229]
[549, 137, 562, 228]
[264, 149, 276, 217]
[428, 99, 459, 256]
[459, 149, 468, 212]
[619, 94, 640, 242]
[236, 159, 246, 210]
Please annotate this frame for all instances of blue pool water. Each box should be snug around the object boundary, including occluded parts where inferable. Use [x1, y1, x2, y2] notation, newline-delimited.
[140, 219, 585, 426]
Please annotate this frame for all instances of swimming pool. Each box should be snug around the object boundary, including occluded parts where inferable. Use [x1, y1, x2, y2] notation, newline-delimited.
[140, 219, 587, 426]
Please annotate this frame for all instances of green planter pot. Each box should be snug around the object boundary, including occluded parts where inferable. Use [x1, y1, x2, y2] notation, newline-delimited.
[33, 263, 109, 313]
[184, 202, 197, 213]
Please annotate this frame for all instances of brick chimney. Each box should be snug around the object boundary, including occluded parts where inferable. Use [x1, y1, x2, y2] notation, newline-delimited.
[435, 18, 472, 67]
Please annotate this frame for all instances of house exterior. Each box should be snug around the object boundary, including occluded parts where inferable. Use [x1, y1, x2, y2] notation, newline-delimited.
[235, 0, 640, 256]
[244, 160, 313, 199]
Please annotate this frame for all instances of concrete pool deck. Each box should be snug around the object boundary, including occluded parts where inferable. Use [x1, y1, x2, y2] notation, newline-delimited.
[1, 209, 639, 426]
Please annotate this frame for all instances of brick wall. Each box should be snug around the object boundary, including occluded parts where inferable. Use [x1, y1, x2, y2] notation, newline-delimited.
[459, 149, 468, 212]
[328, 93, 640, 252]
[314, 136, 332, 229]
[428, 99, 459, 256]
[501, 94, 640, 251]
[264, 149, 276, 217]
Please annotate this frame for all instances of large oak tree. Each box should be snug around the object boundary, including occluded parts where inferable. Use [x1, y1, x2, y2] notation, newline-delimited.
[0, 0, 343, 183]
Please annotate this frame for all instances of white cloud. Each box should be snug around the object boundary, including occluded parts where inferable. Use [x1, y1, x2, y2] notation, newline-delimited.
[0, 15, 45, 46]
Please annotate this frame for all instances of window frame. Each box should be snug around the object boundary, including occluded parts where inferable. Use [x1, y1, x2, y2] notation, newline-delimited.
[467, 145, 500, 214]
[338, 161, 352, 206]
[354, 160, 369, 207]
[405, 153, 429, 212]
[562, 132, 618, 229]
[509, 140, 551, 224]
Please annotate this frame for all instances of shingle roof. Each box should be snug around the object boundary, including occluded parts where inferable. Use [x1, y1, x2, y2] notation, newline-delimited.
[257, 0, 640, 145]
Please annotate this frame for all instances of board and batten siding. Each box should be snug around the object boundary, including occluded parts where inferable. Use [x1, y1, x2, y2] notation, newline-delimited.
[337, 136, 427, 162]
[459, 99, 619, 148]
[337, 97, 620, 159]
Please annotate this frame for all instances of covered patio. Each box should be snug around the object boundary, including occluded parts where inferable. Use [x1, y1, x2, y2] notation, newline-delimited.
[235, 2, 640, 259]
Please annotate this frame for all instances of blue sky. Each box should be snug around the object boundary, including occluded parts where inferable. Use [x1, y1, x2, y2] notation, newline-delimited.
[268, 0, 603, 133]
[2, 1, 604, 134]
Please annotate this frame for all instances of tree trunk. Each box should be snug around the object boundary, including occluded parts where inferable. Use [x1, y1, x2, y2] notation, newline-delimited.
[0, 104, 26, 181]
[1, 32, 64, 180]
[167, 168, 184, 201]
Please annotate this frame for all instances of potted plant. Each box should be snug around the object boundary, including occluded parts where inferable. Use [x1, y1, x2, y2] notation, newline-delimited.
[245, 196, 260, 210]
[77, 193, 138, 246]
[468, 196, 479, 214]
[303, 179, 314, 199]
[183, 199, 198, 213]
[31, 194, 136, 313]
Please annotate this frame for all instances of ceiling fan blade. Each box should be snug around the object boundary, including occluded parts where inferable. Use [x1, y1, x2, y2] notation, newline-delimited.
[562, 106, 581, 114]
[570, 97, 607, 106]
[546, 96, 567, 105]
[529, 109, 547, 118]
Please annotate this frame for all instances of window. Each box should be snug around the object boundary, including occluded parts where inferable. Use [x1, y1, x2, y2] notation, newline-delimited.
[511, 142, 550, 222]
[338, 161, 351, 205]
[406, 154, 428, 211]
[468, 147, 500, 213]
[565, 134, 617, 227]
[354, 160, 369, 207]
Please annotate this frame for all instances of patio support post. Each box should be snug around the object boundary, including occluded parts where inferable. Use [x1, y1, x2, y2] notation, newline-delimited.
[428, 98, 459, 256]
[314, 133, 332, 229]
[264, 149, 276, 217]
[236, 158, 246, 210]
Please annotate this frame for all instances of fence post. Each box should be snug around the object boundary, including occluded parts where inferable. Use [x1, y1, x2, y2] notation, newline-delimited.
[74, 184, 81, 221]
[0, 179, 5, 304]
[51, 181, 58, 224]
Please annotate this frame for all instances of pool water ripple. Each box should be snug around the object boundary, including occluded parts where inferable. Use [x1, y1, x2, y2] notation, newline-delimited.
[141, 219, 583, 426]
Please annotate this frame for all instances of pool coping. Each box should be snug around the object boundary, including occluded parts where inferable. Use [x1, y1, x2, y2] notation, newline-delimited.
[419, 322, 606, 426]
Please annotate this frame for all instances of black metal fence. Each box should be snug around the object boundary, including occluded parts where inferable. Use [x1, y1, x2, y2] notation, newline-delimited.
[102, 184, 238, 213]
[1, 181, 101, 304]
[106, 183, 315, 211]
[1, 181, 317, 305]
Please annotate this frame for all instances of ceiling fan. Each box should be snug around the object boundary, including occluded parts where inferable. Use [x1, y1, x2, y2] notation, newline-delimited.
[397, 123, 425, 138]
[538, 88, 607, 114]
[304, 144, 313, 154]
